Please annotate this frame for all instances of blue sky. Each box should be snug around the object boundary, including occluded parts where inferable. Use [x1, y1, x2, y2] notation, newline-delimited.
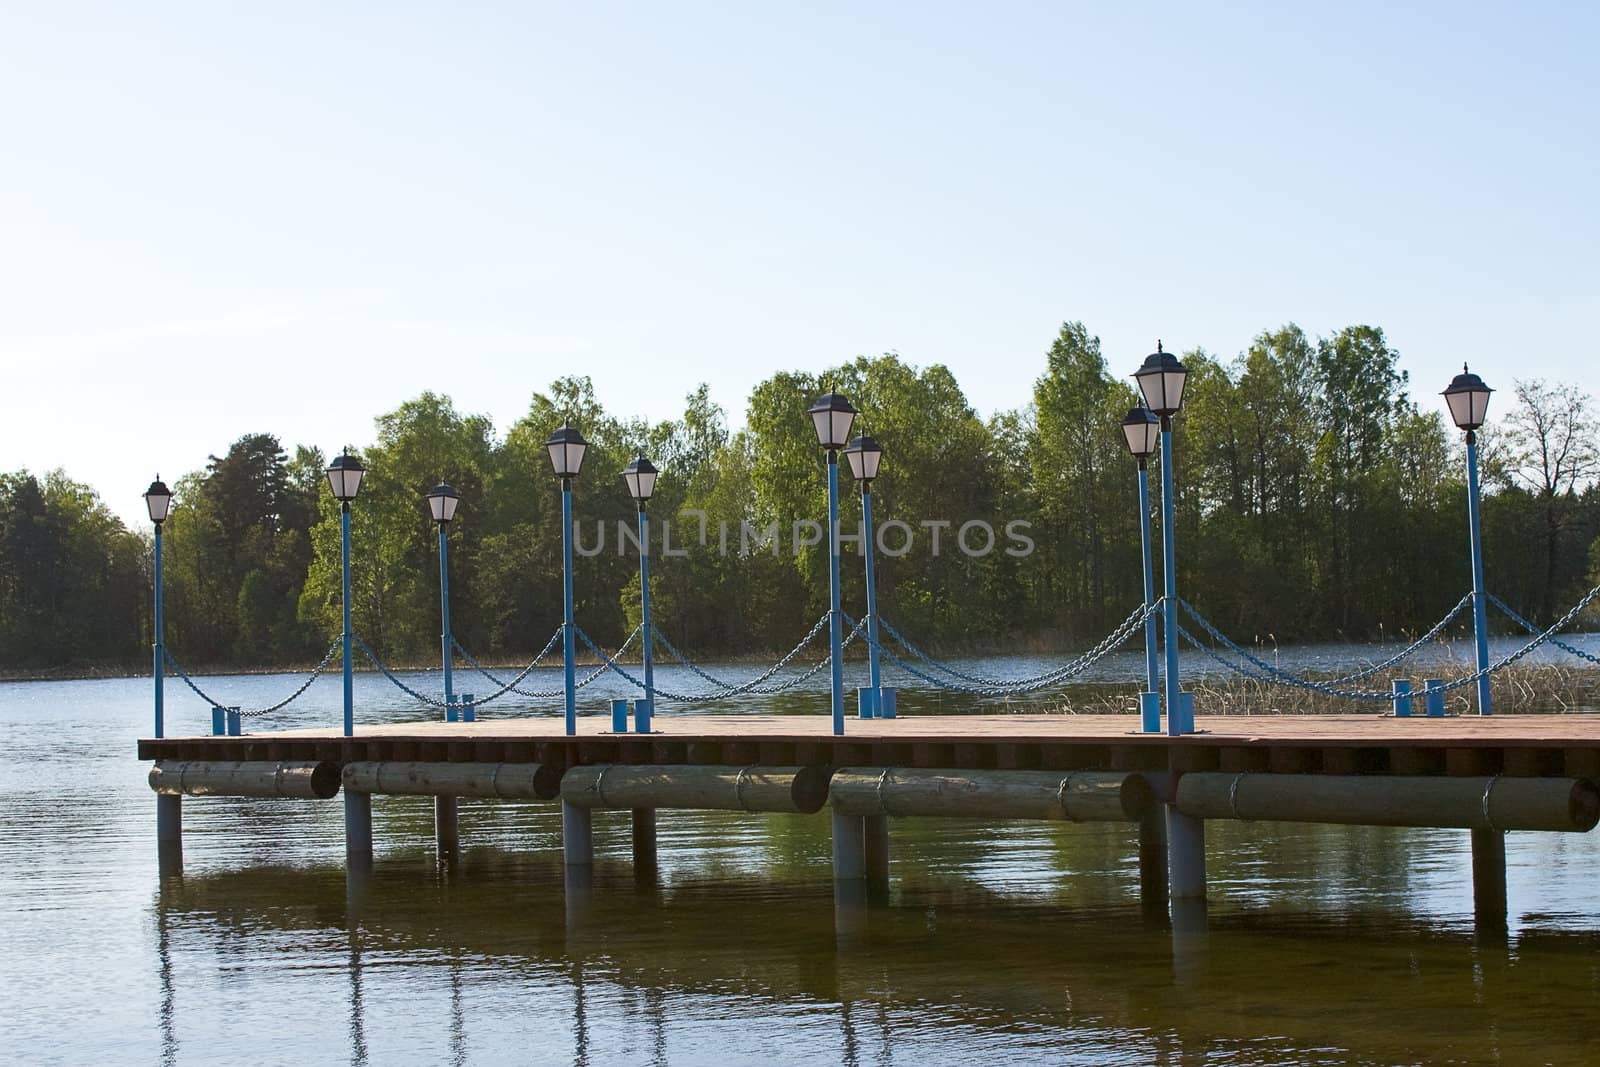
[3, 2, 1596, 526]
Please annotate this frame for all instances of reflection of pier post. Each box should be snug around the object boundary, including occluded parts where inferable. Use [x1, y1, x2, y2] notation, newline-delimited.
[345, 791, 373, 870]
[1169, 898, 1209, 985]
[632, 808, 657, 883]
[434, 795, 459, 858]
[864, 815, 889, 893]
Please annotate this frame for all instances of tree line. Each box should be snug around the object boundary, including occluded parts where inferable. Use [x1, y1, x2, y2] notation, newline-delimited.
[4, 320, 1599, 673]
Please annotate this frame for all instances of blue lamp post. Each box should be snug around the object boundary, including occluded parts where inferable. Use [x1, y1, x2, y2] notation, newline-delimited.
[1133, 342, 1191, 737]
[843, 433, 888, 719]
[1444, 365, 1495, 717]
[546, 423, 589, 737]
[623, 454, 659, 733]
[144, 477, 173, 738]
[427, 483, 461, 713]
[1120, 408, 1162, 733]
[326, 454, 366, 737]
[807, 389, 858, 737]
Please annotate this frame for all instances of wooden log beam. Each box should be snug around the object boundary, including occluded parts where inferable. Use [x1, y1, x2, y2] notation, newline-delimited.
[828, 768, 1153, 822]
[148, 760, 340, 800]
[1176, 772, 1600, 832]
[342, 761, 562, 800]
[560, 764, 833, 815]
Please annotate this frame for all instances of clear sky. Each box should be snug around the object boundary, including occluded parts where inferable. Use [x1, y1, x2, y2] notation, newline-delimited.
[3, 2, 1596, 527]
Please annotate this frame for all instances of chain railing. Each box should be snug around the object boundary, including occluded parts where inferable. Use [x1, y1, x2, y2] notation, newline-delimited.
[852, 606, 1151, 696]
[875, 602, 1153, 690]
[162, 639, 342, 719]
[577, 615, 860, 702]
[1488, 592, 1600, 667]
[650, 613, 833, 696]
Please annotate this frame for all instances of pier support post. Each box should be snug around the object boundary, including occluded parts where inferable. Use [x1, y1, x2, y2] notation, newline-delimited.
[864, 814, 890, 891]
[345, 791, 373, 868]
[632, 808, 657, 874]
[1166, 807, 1205, 900]
[1139, 808, 1168, 910]
[1471, 828, 1507, 926]
[156, 794, 182, 873]
[832, 811, 866, 882]
[562, 798, 594, 869]
[434, 796, 459, 856]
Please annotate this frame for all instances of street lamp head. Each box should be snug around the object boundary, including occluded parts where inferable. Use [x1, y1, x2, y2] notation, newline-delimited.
[545, 422, 589, 479]
[326, 454, 366, 502]
[426, 483, 460, 524]
[842, 434, 883, 482]
[1443, 363, 1493, 432]
[806, 389, 858, 450]
[1133, 341, 1189, 418]
[1120, 407, 1161, 459]
[622, 454, 659, 502]
[143, 477, 173, 525]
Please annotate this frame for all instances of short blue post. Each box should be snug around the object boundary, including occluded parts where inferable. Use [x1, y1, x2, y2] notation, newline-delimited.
[1137, 460, 1161, 733]
[611, 699, 629, 733]
[859, 483, 882, 719]
[341, 502, 354, 738]
[461, 693, 474, 722]
[827, 451, 845, 736]
[446, 702, 459, 723]
[438, 522, 455, 712]
[1425, 678, 1446, 717]
[562, 477, 576, 737]
[1465, 432, 1493, 716]
[211, 707, 226, 735]
[637, 505, 655, 733]
[226, 707, 242, 736]
[153, 522, 165, 739]
[1159, 419, 1184, 737]
[1392, 679, 1412, 717]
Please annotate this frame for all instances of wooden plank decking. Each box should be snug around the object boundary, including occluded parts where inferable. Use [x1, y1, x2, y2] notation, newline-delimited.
[138, 713, 1600, 779]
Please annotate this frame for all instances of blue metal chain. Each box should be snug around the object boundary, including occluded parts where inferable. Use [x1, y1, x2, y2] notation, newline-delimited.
[162, 639, 341, 718]
[875, 603, 1151, 689]
[579, 616, 860, 703]
[354, 635, 450, 708]
[849, 607, 1150, 696]
[1488, 592, 1600, 667]
[1176, 605, 1396, 701]
[1433, 583, 1600, 692]
[1177, 591, 1472, 694]
[452, 628, 566, 703]
[650, 613, 831, 695]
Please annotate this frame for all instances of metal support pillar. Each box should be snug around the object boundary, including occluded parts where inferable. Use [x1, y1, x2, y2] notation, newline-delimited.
[341, 503, 354, 738]
[562, 797, 593, 868]
[562, 479, 577, 736]
[434, 795, 459, 856]
[1139, 808, 1168, 911]
[1466, 432, 1493, 715]
[1471, 828, 1507, 926]
[831, 810, 865, 881]
[345, 790, 372, 867]
[632, 808, 657, 873]
[860, 485, 882, 719]
[1137, 461, 1161, 732]
[156, 793, 181, 872]
[864, 814, 889, 890]
[1158, 420, 1185, 736]
[153, 524, 165, 738]
[438, 522, 454, 711]
[827, 451, 845, 736]
[1166, 806, 1205, 900]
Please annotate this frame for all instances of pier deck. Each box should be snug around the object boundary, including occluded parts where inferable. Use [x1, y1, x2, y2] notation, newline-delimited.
[139, 713, 1600, 778]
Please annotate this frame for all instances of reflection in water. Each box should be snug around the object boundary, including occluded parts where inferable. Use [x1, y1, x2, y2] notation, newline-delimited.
[7, 671, 1600, 1065]
[155, 881, 179, 1067]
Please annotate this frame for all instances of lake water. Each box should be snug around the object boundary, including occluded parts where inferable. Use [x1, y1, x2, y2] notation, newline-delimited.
[5, 641, 1600, 1065]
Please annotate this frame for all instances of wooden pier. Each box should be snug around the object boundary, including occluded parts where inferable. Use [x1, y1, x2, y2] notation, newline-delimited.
[140, 712, 1600, 926]
[139, 712, 1600, 778]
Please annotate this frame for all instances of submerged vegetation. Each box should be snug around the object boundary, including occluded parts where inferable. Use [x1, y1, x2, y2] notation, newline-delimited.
[4, 320, 1600, 674]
